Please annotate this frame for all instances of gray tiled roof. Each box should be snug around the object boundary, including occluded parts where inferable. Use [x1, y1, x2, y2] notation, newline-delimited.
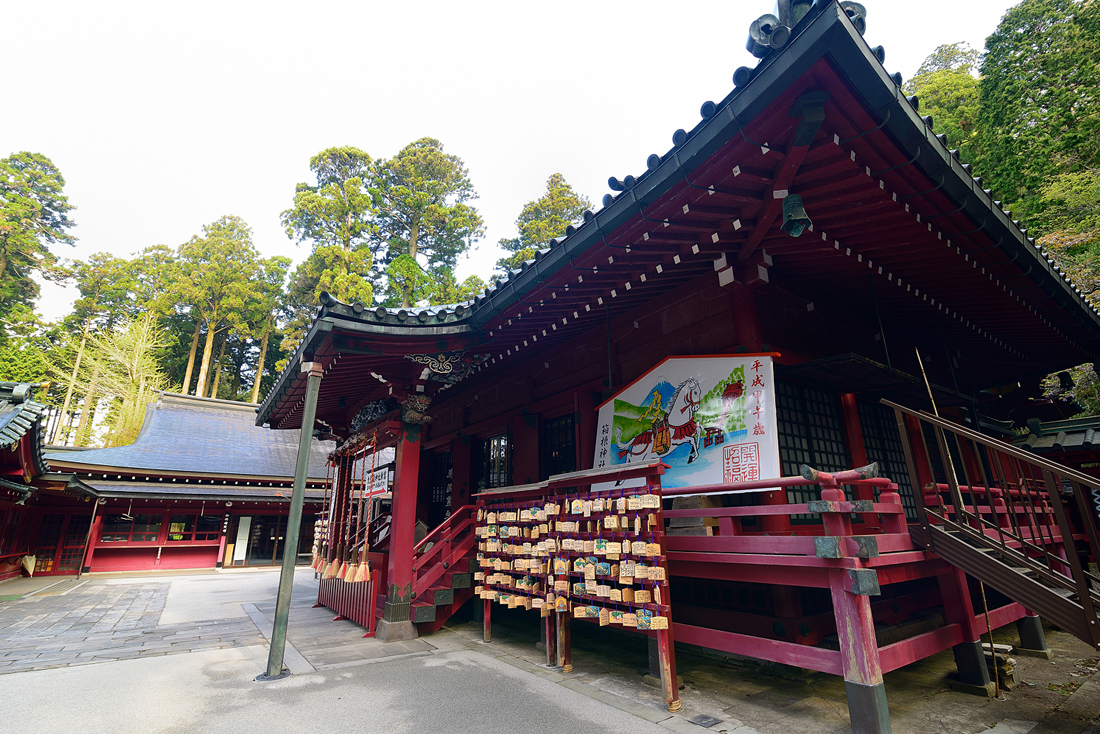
[44, 393, 334, 479]
[0, 382, 50, 477]
[83, 480, 327, 501]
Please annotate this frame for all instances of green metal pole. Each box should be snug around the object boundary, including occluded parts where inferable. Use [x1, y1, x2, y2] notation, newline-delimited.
[260, 361, 322, 680]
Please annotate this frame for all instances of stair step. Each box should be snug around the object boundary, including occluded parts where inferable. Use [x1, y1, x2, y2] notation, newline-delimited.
[428, 585, 454, 606]
[447, 572, 471, 589]
[412, 601, 437, 624]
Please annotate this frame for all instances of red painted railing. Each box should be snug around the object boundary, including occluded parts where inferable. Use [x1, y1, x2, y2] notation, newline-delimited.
[412, 505, 477, 599]
[315, 551, 386, 637]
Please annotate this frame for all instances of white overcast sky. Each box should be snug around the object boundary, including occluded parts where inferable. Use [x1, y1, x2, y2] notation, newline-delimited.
[5, 1, 1017, 322]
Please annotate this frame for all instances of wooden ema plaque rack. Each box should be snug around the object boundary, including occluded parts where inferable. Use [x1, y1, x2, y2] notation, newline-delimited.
[474, 459, 680, 712]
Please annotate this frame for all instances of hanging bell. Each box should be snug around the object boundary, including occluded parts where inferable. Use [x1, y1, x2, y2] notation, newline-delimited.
[781, 194, 812, 238]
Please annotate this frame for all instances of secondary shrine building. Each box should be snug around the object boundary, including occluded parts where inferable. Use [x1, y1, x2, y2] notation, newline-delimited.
[256, 3, 1100, 733]
[1, 391, 334, 578]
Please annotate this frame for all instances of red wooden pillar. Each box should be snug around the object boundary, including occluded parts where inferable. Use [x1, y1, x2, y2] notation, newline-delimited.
[512, 414, 540, 486]
[735, 281, 784, 532]
[377, 421, 423, 642]
[840, 393, 880, 530]
[828, 567, 891, 733]
[575, 389, 597, 471]
[729, 285, 763, 352]
[82, 512, 104, 574]
[451, 437, 472, 509]
[483, 598, 492, 643]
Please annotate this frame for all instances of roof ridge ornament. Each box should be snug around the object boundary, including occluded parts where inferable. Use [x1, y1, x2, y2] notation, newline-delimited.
[745, 2, 866, 61]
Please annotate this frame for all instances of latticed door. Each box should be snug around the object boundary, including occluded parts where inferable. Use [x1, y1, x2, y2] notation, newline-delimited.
[33, 513, 92, 575]
[56, 514, 91, 572]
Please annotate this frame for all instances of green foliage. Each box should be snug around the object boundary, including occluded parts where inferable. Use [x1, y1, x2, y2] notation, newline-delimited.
[279, 147, 377, 356]
[0, 305, 63, 387]
[495, 173, 590, 277]
[904, 44, 982, 165]
[1037, 229, 1100, 306]
[1037, 169, 1100, 233]
[371, 137, 485, 306]
[172, 215, 266, 396]
[0, 152, 75, 325]
[69, 252, 139, 332]
[280, 245, 373, 361]
[56, 313, 172, 447]
[281, 146, 376, 252]
[977, 0, 1100, 227]
[1042, 363, 1100, 416]
[431, 270, 486, 305]
[174, 216, 260, 332]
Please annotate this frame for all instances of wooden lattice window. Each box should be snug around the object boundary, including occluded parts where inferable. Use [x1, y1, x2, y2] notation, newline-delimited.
[857, 401, 919, 521]
[477, 433, 511, 489]
[776, 380, 851, 521]
[543, 413, 576, 479]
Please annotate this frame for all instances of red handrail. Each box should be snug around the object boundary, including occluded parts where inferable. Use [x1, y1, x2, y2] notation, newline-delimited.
[414, 505, 476, 554]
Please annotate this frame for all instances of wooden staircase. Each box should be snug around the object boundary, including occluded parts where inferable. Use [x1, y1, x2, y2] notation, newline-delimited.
[409, 504, 478, 634]
[886, 400, 1100, 651]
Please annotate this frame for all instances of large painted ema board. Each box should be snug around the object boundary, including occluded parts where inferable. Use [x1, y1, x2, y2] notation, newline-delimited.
[593, 355, 780, 493]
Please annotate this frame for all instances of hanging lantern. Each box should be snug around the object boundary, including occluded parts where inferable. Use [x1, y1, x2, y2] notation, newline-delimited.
[781, 194, 812, 237]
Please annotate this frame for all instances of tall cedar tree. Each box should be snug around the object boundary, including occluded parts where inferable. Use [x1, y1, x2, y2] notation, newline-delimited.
[496, 173, 591, 278]
[902, 44, 981, 166]
[0, 152, 75, 327]
[978, 0, 1100, 226]
[280, 147, 376, 357]
[172, 216, 262, 398]
[371, 138, 485, 307]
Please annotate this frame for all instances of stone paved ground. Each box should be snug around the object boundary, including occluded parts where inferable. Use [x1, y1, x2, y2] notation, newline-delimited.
[1, 571, 1098, 734]
[0, 580, 264, 674]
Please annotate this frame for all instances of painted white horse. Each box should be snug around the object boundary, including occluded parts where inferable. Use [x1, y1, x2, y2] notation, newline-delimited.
[616, 377, 702, 466]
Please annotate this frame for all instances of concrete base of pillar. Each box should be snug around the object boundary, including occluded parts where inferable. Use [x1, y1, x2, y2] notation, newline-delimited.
[952, 641, 991, 687]
[648, 636, 660, 679]
[844, 680, 892, 734]
[1014, 646, 1055, 660]
[376, 619, 418, 642]
[1016, 616, 1051, 657]
[947, 679, 997, 697]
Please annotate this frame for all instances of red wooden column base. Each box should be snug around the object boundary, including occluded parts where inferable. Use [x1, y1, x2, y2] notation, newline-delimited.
[829, 567, 892, 734]
[378, 421, 422, 643]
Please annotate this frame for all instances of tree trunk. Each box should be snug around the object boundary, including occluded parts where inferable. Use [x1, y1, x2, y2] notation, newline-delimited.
[182, 319, 201, 395]
[209, 333, 227, 399]
[401, 219, 420, 308]
[53, 318, 91, 443]
[194, 319, 218, 398]
[250, 330, 270, 404]
[75, 365, 101, 446]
